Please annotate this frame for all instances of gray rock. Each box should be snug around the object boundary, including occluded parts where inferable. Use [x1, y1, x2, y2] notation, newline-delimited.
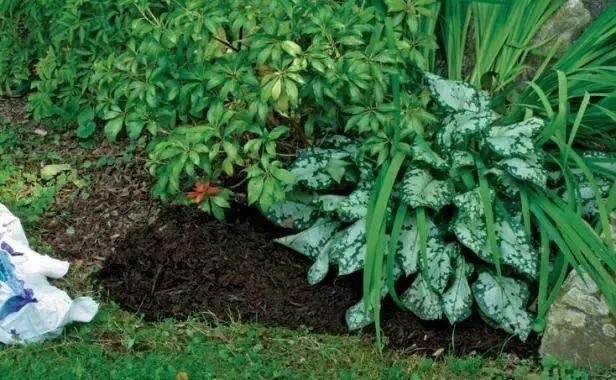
[540, 270, 616, 367]
[534, 0, 592, 54]
[582, 0, 611, 20]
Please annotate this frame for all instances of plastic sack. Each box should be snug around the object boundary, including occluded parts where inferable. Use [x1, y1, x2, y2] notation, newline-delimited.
[0, 203, 98, 344]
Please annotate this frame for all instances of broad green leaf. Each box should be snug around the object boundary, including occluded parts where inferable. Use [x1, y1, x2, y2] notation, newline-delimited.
[104, 116, 124, 142]
[329, 218, 367, 276]
[425, 73, 491, 113]
[400, 167, 454, 210]
[274, 219, 340, 260]
[442, 255, 473, 324]
[472, 271, 533, 341]
[40, 164, 72, 180]
[401, 274, 443, 320]
[485, 118, 543, 157]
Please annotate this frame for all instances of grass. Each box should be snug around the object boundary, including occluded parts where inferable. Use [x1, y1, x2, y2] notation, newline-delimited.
[0, 118, 612, 379]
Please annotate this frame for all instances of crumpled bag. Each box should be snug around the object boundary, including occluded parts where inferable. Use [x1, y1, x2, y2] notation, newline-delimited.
[0, 203, 98, 344]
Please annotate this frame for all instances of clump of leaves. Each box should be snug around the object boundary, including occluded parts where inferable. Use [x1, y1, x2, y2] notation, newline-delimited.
[264, 73, 616, 341]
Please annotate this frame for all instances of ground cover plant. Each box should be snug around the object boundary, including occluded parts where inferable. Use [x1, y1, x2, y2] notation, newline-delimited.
[1, 0, 615, 351]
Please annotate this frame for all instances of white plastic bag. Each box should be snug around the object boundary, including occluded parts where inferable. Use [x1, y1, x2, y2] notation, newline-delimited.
[0, 203, 98, 344]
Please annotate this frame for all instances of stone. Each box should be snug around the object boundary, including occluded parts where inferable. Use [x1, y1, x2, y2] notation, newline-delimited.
[534, 0, 592, 54]
[540, 270, 616, 367]
[582, 0, 611, 20]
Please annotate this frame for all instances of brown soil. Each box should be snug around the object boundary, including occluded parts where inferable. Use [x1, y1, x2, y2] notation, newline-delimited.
[98, 205, 540, 357]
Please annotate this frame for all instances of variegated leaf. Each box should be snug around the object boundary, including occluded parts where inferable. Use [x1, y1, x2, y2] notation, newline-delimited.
[485, 118, 543, 157]
[472, 271, 533, 341]
[337, 188, 370, 222]
[437, 111, 494, 149]
[401, 274, 443, 320]
[423, 238, 454, 294]
[329, 218, 367, 276]
[400, 167, 454, 210]
[449, 150, 475, 176]
[496, 156, 547, 187]
[412, 139, 448, 170]
[395, 214, 439, 276]
[496, 212, 538, 278]
[442, 255, 473, 324]
[310, 195, 346, 213]
[263, 197, 319, 230]
[345, 300, 374, 331]
[307, 247, 330, 285]
[274, 219, 340, 260]
[425, 73, 491, 113]
[453, 194, 538, 278]
[345, 263, 403, 330]
[290, 147, 354, 190]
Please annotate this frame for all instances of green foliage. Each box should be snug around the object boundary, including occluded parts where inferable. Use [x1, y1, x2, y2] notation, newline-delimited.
[267, 73, 615, 341]
[0, 0, 442, 216]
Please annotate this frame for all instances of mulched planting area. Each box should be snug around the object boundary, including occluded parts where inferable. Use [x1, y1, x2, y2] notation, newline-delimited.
[98, 205, 540, 357]
[2, 97, 538, 357]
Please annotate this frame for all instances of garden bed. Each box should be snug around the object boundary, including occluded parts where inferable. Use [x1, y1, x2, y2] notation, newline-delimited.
[97, 205, 539, 357]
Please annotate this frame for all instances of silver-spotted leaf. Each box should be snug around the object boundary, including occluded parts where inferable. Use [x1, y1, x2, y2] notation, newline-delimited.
[485, 118, 543, 157]
[425, 73, 491, 113]
[401, 274, 443, 320]
[472, 272, 533, 341]
[412, 139, 448, 170]
[395, 215, 439, 276]
[400, 167, 454, 210]
[336, 188, 370, 222]
[290, 147, 354, 190]
[424, 239, 454, 294]
[346, 300, 374, 330]
[263, 198, 318, 230]
[442, 255, 473, 324]
[310, 195, 346, 213]
[437, 110, 495, 150]
[329, 218, 367, 276]
[274, 219, 340, 260]
[307, 247, 330, 285]
[496, 156, 546, 187]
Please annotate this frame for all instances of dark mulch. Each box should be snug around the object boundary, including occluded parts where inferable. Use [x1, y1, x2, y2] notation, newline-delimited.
[98, 205, 540, 357]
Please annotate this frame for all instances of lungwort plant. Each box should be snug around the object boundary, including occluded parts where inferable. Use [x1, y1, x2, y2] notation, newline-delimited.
[264, 70, 615, 343]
